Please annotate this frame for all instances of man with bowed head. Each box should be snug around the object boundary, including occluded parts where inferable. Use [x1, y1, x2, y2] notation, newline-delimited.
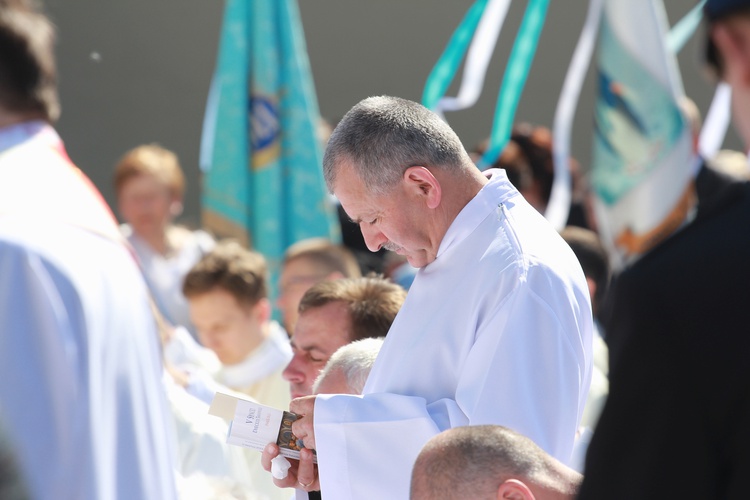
[262, 96, 593, 499]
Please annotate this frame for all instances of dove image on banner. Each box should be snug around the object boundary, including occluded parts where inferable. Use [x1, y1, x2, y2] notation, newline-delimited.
[590, 0, 695, 269]
[200, 0, 340, 297]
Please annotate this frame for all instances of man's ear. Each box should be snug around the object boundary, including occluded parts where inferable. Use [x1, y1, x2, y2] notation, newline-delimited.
[403, 166, 442, 209]
[252, 298, 272, 324]
[497, 479, 535, 500]
[170, 199, 184, 217]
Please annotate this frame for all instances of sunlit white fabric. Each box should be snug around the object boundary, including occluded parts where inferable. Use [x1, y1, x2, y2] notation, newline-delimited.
[314, 169, 593, 499]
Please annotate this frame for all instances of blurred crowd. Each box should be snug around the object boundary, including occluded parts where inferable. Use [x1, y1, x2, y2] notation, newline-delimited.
[2, 0, 750, 499]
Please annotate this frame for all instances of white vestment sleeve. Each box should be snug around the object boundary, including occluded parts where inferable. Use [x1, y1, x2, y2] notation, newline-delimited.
[459, 275, 588, 459]
[314, 394, 443, 498]
[312, 171, 592, 499]
[0, 239, 81, 500]
[0, 224, 179, 500]
[313, 278, 588, 499]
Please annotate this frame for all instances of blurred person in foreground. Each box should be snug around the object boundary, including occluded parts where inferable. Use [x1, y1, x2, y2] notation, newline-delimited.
[0, 0, 177, 498]
[410, 425, 582, 500]
[578, 1, 750, 497]
[261, 96, 592, 499]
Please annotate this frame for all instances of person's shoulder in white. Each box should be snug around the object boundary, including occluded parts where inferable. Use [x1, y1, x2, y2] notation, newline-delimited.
[165, 324, 221, 373]
[163, 371, 258, 494]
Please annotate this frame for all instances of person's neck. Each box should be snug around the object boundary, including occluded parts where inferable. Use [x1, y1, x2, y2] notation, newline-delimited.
[233, 320, 271, 365]
[143, 232, 169, 255]
[0, 111, 46, 129]
[536, 465, 582, 500]
[436, 165, 489, 225]
[533, 486, 575, 500]
[137, 225, 175, 256]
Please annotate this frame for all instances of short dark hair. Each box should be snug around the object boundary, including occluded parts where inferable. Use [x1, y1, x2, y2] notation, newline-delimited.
[704, 0, 750, 22]
[283, 238, 362, 279]
[499, 124, 555, 203]
[560, 226, 610, 314]
[298, 275, 406, 342]
[0, 0, 59, 121]
[182, 240, 268, 307]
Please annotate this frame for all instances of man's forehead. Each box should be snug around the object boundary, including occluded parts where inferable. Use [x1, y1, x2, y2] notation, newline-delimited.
[332, 160, 368, 200]
[282, 257, 319, 278]
[189, 288, 243, 311]
[289, 334, 321, 351]
[191, 307, 238, 328]
[296, 303, 352, 338]
[292, 317, 327, 340]
[291, 325, 341, 353]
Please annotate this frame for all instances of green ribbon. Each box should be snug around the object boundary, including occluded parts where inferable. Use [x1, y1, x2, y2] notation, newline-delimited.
[480, 0, 549, 168]
[422, 0, 489, 111]
[667, 0, 706, 54]
[423, 0, 696, 170]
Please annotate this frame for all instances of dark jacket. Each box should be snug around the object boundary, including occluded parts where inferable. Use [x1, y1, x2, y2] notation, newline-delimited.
[578, 165, 750, 499]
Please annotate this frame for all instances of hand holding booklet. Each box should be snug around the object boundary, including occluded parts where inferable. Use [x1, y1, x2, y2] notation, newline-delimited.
[208, 392, 317, 463]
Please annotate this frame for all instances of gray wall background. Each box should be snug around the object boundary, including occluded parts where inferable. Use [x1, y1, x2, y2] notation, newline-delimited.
[43, 1, 733, 228]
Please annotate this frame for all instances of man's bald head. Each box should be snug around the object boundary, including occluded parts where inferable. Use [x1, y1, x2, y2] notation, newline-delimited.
[410, 426, 581, 500]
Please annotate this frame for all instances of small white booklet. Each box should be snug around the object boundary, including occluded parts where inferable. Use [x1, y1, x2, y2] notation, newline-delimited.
[209, 392, 317, 463]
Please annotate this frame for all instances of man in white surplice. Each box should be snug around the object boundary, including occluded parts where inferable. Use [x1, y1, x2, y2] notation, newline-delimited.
[262, 96, 593, 499]
[0, 1, 177, 498]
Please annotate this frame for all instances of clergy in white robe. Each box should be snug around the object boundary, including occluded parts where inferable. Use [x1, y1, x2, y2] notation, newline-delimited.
[0, 121, 179, 499]
[0, 6, 178, 496]
[264, 96, 593, 500]
[121, 222, 215, 339]
[313, 169, 592, 498]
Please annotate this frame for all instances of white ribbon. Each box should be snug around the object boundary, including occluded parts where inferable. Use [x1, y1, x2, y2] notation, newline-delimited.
[698, 82, 732, 170]
[548, 0, 604, 230]
[435, 0, 512, 117]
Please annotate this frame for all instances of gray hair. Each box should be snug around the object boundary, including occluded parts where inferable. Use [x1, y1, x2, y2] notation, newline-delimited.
[322, 96, 471, 195]
[312, 337, 384, 395]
